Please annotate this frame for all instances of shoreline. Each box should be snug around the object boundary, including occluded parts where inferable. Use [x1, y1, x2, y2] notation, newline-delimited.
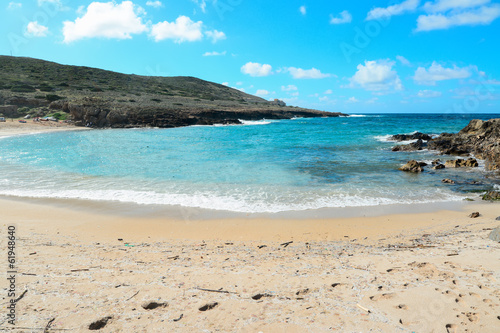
[0, 119, 90, 138]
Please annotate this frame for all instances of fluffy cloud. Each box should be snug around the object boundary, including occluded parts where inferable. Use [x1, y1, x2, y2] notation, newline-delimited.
[146, 1, 162, 7]
[151, 16, 204, 42]
[63, 1, 148, 43]
[25, 21, 49, 37]
[330, 10, 352, 24]
[417, 90, 443, 97]
[241, 62, 273, 77]
[423, 0, 490, 12]
[366, 0, 420, 20]
[205, 30, 226, 43]
[299, 6, 306, 15]
[203, 51, 226, 56]
[256, 89, 270, 96]
[347, 97, 359, 103]
[348, 60, 403, 91]
[413, 62, 473, 84]
[281, 85, 298, 91]
[416, 4, 500, 31]
[396, 55, 411, 66]
[286, 67, 331, 79]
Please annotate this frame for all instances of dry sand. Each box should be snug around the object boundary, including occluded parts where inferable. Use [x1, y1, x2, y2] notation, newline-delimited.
[0, 198, 499, 332]
[0, 124, 499, 332]
[0, 119, 89, 138]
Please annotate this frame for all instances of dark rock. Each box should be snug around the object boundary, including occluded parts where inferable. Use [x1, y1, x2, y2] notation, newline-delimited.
[390, 132, 433, 142]
[199, 302, 218, 311]
[489, 227, 500, 242]
[392, 139, 426, 152]
[427, 119, 500, 171]
[482, 191, 500, 201]
[399, 160, 424, 173]
[89, 316, 112, 330]
[142, 301, 168, 310]
[495, 216, 500, 221]
[445, 158, 478, 168]
[469, 212, 480, 218]
[442, 179, 455, 184]
[432, 159, 442, 165]
[433, 164, 445, 170]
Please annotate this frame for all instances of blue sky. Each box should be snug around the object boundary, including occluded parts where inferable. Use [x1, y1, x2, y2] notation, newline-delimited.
[1, 0, 500, 113]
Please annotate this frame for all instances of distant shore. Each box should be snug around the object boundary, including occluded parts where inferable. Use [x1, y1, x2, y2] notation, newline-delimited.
[0, 118, 90, 138]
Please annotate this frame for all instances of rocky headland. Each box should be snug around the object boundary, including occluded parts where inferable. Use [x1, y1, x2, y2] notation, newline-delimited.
[0, 56, 346, 128]
[393, 119, 500, 172]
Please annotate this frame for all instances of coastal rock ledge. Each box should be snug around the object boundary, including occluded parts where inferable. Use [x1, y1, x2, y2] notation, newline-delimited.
[395, 119, 500, 171]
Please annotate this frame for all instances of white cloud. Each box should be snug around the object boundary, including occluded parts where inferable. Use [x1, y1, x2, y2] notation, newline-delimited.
[287, 67, 331, 79]
[25, 21, 49, 37]
[221, 82, 229, 86]
[146, 1, 163, 8]
[413, 62, 472, 84]
[319, 96, 329, 102]
[203, 51, 226, 56]
[396, 55, 411, 66]
[348, 60, 403, 91]
[241, 62, 273, 77]
[256, 89, 270, 96]
[205, 29, 226, 43]
[324, 89, 333, 94]
[366, 0, 420, 20]
[417, 90, 443, 97]
[192, 0, 207, 13]
[330, 10, 352, 24]
[63, 1, 148, 43]
[416, 4, 500, 31]
[7, 2, 22, 10]
[423, 0, 490, 12]
[281, 85, 298, 91]
[347, 97, 359, 103]
[299, 6, 306, 15]
[151, 16, 203, 43]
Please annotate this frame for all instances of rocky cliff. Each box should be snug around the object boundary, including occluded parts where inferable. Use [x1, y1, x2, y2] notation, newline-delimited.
[424, 119, 499, 171]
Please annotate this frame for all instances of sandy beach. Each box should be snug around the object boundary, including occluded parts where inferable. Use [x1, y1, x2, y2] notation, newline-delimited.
[0, 196, 499, 332]
[0, 119, 90, 138]
[1, 124, 499, 332]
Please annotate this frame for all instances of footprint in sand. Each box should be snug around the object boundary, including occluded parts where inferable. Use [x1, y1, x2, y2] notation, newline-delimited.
[465, 312, 479, 322]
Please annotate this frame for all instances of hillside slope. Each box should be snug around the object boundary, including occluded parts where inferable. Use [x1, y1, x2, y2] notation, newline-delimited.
[0, 56, 346, 127]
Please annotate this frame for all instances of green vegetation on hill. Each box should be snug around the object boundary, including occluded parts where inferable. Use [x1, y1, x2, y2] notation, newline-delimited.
[0, 56, 344, 127]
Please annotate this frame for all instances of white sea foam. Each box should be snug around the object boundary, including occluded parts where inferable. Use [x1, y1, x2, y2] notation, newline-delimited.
[0, 187, 468, 213]
[238, 119, 272, 126]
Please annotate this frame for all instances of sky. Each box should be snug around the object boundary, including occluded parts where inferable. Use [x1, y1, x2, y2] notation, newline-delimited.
[1, 0, 500, 114]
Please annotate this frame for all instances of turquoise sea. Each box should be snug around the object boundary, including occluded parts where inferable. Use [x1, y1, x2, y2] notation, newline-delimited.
[0, 113, 499, 213]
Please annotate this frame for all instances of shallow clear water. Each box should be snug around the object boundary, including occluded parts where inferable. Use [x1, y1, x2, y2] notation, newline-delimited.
[0, 113, 498, 213]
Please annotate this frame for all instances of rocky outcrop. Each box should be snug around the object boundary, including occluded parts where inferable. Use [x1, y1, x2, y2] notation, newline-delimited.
[0, 105, 18, 117]
[399, 160, 426, 173]
[389, 132, 433, 141]
[393, 119, 500, 171]
[67, 100, 346, 128]
[392, 139, 426, 151]
[482, 191, 500, 201]
[427, 119, 500, 171]
[444, 158, 478, 168]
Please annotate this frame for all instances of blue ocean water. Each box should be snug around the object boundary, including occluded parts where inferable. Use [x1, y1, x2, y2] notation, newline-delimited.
[0, 114, 499, 213]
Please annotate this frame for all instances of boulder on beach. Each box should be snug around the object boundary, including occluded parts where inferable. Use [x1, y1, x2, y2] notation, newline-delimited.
[489, 227, 500, 242]
[399, 160, 424, 173]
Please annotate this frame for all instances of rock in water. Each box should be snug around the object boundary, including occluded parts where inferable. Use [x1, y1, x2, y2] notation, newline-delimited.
[389, 132, 433, 141]
[445, 158, 479, 168]
[489, 227, 500, 242]
[482, 191, 500, 201]
[442, 178, 455, 184]
[433, 164, 445, 170]
[399, 160, 424, 173]
[392, 139, 426, 152]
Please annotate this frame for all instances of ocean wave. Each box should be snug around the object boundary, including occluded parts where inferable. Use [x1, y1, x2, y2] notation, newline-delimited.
[238, 119, 272, 126]
[0, 188, 468, 213]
